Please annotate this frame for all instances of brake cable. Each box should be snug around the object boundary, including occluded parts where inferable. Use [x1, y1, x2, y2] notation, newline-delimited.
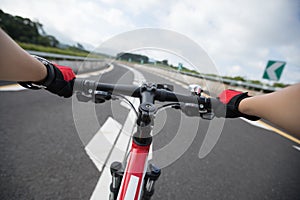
[112, 94, 139, 117]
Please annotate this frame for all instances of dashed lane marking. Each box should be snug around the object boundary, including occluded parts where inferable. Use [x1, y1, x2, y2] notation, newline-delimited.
[85, 117, 122, 171]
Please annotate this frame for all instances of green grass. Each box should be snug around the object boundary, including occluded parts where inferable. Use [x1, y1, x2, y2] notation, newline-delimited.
[18, 42, 108, 59]
[18, 42, 89, 57]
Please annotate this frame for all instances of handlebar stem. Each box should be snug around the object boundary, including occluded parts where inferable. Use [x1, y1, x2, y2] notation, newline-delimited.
[133, 83, 159, 146]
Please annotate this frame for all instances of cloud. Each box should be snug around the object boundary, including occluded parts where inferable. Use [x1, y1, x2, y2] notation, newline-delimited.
[1, 0, 135, 45]
[160, 0, 300, 83]
[1, 0, 299, 83]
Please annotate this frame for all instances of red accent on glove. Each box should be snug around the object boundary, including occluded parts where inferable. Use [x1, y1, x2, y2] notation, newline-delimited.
[54, 64, 76, 81]
[218, 89, 243, 104]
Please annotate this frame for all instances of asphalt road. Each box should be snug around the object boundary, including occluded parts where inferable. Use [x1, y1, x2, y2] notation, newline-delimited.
[0, 64, 299, 200]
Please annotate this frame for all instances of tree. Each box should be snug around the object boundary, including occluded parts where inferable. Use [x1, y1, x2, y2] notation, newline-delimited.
[76, 43, 85, 50]
[273, 82, 288, 88]
[0, 9, 60, 47]
[162, 59, 168, 66]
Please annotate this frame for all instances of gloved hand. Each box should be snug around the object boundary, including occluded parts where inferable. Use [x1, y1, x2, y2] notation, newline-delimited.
[19, 56, 76, 98]
[213, 89, 260, 121]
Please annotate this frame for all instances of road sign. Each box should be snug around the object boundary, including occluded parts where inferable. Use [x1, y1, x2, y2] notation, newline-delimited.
[262, 60, 286, 81]
[178, 63, 183, 71]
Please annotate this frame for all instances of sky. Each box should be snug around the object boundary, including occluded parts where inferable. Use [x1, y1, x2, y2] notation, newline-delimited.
[1, 0, 300, 83]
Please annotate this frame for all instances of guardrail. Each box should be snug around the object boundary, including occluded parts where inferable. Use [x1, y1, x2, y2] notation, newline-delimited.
[143, 65, 278, 93]
[26, 51, 278, 92]
[26, 50, 103, 61]
[182, 71, 278, 92]
[26, 50, 110, 75]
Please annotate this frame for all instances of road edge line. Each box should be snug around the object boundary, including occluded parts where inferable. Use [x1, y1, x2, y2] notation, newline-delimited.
[257, 120, 300, 145]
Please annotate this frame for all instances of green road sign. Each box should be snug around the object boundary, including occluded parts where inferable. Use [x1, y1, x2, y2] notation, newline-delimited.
[263, 60, 286, 81]
[178, 63, 183, 71]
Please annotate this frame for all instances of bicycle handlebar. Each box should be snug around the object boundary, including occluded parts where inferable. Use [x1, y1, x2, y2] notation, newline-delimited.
[74, 78, 214, 107]
[74, 78, 140, 97]
[73, 78, 219, 144]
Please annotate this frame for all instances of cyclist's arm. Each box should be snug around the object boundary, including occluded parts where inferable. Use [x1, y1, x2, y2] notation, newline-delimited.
[0, 28, 47, 82]
[239, 83, 300, 137]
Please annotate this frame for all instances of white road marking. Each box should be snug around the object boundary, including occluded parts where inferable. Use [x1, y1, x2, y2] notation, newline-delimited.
[89, 112, 136, 200]
[240, 118, 272, 131]
[108, 109, 137, 163]
[0, 84, 26, 91]
[89, 166, 112, 200]
[120, 101, 133, 110]
[85, 117, 122, 171]
[292, 145, 300, 151]
[120, 97, 137, 110]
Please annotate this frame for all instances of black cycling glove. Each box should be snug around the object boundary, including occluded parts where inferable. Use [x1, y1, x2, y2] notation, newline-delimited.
[213, 89, 260, 121]
[19, 56, 76, 98]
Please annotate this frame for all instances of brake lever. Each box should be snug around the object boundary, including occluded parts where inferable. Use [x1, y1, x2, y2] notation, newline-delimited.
[76, 91, 113, 103]
[76, 92, 92, 102]
[200, 113, 215, 120]
[176, 103, 215, 120]
[94, 91, 112, 103]
[157, 83, 174, 91]
[179, 103, 201, 117]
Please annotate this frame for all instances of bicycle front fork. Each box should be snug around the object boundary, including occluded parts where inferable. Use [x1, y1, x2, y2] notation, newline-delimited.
[109, 162, 161, 200]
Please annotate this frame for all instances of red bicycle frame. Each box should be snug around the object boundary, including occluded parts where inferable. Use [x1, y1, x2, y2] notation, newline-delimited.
[109, 84, 162, 200]
[117, 142, 150, 200]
